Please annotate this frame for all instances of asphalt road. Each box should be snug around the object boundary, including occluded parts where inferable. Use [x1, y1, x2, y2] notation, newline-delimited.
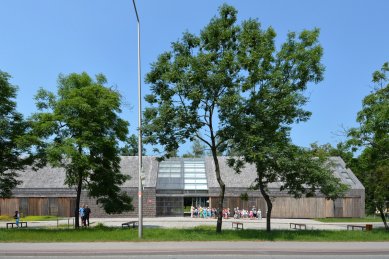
[1, 242, 388, 259]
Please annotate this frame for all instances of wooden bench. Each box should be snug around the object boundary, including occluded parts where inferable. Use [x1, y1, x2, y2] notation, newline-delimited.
[232, 222, 243, 230]
[6, 222, 28, 229]
[122, 221, 139, 228]
[289, 223, 306, 230]
[347, 224, 366, 231]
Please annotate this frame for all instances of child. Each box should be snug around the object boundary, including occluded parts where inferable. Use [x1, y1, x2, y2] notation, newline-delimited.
[14, 211, 20, 227]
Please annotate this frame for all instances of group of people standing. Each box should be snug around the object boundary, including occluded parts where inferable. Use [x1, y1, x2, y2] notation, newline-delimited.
[79, 204, 91, 227]
[190, 206, 216, 218]
[233, 206, 262, 220]
[189, 206, 262, 220]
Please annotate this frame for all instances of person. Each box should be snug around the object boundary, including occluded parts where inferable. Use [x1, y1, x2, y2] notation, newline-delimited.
[79, 205, 85, 227]
[249, 209, 253, 219]
[84, 205, 91, 227]
[14, 210, 20, 227]
[253, 206, 257, 218]
[190, 206, 194, 218]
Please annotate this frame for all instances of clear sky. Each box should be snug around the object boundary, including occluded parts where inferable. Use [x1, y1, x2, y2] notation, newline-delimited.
[1, 0, 388, 155]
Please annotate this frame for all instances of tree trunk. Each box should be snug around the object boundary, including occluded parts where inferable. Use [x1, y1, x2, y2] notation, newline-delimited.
[211, 147, 225, 233]
[75, 172, 83, 229]
[259, 181, 272, 232]
[378, 207, 389, 230]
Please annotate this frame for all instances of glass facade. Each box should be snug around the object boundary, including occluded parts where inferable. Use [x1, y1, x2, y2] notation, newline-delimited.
[183, 160, 207, 190]
[156, 158, 208, 216]
[156, 197, 183, 216]
[156, 158, 208, 192]
[157, 159, 184, 190]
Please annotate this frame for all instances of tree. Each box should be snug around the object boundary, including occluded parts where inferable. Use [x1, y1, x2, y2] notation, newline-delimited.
[191, 138, 206, 157]
[120, 134, 146, 156]
[309, 142, 356, 168]
[144, 4, 241, 232]
[31, 72, 133, 228]
[183, 138, 206, 158]
[348, 62, 389, 230]
[225, 20, 348, 231]
[0, 71, 38, 197]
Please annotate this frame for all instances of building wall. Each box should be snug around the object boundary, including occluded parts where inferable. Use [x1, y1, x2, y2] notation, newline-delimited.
[209, 190, 365, 218]
[79, 187, 156, 218]
[0, 198, 19, 217]
[210, 196, 366, 218]
[1, 194, 364, 218]
[1, 187, 364, 219]
[0, 188, 157, 218]
[0, 197, 75, 217]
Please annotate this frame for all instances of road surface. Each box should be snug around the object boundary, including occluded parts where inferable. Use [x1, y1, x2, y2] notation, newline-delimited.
[1, 241, 388, 258]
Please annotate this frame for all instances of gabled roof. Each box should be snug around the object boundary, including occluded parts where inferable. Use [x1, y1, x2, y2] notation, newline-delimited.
[14, 156, 363, 190]
[16, 156, 159, 189]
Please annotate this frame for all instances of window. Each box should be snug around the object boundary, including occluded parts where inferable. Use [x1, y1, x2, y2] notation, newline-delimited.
[157, 158, 208, 191]
[183, 160, 207, 190]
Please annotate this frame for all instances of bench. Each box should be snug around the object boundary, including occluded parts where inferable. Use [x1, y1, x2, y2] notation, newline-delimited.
[232, 222, 243, 230]
[122, 221, 139, 228]
[289, 223, 306, 230]
[347, 224, 366, 231]
[6, 222, 28, 229]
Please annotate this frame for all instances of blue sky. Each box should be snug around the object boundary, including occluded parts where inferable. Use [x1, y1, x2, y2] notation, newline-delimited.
[1, 0, 388, 155]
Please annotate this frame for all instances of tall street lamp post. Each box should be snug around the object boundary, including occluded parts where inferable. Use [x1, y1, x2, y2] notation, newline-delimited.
[132, 0, 143, 239]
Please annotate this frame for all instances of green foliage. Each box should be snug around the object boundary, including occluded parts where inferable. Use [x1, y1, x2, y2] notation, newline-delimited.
[0, 71, 40, 198]
[143, 4, 347, 233]
[120, 134, 146, 156]
[240, 192, 249, 201]
[223, 17, 347, 231]
[183, 138, 206, 158]
[347, 62, 389, 230]
[144, 4, 241, 159]
[309, 142, 355, 166]
[315, 216, 384, 223]
[143, 4, 243, 232]
[31, 72, 133, 227]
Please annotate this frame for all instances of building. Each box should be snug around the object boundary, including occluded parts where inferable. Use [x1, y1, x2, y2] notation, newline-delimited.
[0, 156, 365, 218]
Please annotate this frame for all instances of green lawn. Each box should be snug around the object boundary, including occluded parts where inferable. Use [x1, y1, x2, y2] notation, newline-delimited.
[0, 215, 63, 222]
[0, 225, 388, 242]
[315, 216, 384, 223]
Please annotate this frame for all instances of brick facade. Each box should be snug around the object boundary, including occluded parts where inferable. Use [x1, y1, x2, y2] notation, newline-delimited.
[80, 187, 156, 218]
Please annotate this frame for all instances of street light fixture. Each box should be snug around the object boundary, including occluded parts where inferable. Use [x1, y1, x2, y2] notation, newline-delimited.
[131, 0, 143, 239]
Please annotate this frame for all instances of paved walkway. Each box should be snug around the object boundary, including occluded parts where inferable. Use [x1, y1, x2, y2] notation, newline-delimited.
[3, 217, 385, 230]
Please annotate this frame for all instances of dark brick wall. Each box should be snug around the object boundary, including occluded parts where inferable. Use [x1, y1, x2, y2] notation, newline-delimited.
[80, 187, 156, 218]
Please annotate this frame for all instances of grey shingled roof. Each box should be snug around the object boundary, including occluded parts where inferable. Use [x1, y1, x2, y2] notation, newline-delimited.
[205, 156, 281, 188]
[14, 156, 362, 190]
[17, 166, 67, 188]
[120, 156, 159, 188]
[205, 156, 363, 190]
[328, 157, 364, 189]
[16, 156, 159, 189]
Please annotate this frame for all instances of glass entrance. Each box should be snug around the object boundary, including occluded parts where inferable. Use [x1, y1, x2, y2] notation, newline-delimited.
[184, 197, 209, 208]
[156, 158, 209, 217]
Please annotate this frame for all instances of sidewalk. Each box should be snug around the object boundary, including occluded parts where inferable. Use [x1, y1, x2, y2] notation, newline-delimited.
[3, 217, 385, 230]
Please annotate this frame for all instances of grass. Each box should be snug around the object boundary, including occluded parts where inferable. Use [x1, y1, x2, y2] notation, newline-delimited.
[315, 216, 385, 223]
[0, 215, 63, 222]
[0, 225, 388, 242]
